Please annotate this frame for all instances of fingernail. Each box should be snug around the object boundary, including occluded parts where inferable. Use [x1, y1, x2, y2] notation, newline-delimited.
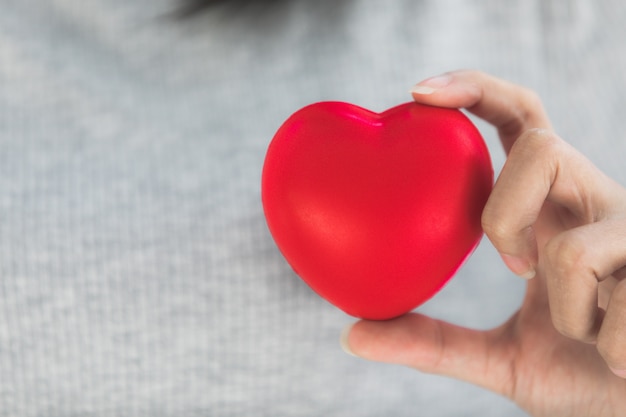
[410, 74, 452, 95]
[340, 323, 358, 357]
[501, 254, 536, 279]
[610, 367, 626, 379]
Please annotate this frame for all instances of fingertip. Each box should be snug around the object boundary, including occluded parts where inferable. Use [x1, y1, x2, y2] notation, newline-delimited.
[500, 253, 536, 279]
[410, 70, 483, 109]
[410, 74, 452, 96]
[609, 367, 626, 379]
[340, 322, 359, 357]
[410, 86, 437, 96]
[340, 316, 416, 362]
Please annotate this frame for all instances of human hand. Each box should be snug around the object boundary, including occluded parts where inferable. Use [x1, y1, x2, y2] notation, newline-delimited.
[341, 70, 626, 417]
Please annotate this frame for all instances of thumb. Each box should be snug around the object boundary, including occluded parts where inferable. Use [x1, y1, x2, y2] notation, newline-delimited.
[341, 313, 514, 397]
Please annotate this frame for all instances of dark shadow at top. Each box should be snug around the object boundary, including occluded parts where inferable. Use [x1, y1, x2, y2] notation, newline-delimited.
[171, 0, 300, 20]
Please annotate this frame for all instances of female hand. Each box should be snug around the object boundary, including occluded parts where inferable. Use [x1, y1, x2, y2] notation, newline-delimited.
[342, 70, 626, 417]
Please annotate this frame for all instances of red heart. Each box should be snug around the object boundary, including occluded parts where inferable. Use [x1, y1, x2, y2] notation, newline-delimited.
[262, 102, 493, 320]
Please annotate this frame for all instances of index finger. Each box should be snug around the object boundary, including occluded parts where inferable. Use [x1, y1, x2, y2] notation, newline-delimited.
[411, 70, 552, 153]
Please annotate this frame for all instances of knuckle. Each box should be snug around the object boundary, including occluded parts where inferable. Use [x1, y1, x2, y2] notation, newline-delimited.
[597, 339, 626, 369]
[610, 281, 626, 304]
[519, 87, 543, 114]
[551, 317, 583, 340]
[549, 309, 594, 342]
[517, 89, 545, 125]
[513, 128, 562, 159]
[544, 233, 599, 342]
[544, 232, 590, 275]
[481, 207, 512, 245]
[597, 282, 626, 367]
[497, 86, 545, 137]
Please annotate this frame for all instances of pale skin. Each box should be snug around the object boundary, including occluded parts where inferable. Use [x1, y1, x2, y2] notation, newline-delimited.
[341, 70, 626, 417]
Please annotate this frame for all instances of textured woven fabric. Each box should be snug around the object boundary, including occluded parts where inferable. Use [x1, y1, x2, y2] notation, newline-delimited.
[2, 1, 626, 415]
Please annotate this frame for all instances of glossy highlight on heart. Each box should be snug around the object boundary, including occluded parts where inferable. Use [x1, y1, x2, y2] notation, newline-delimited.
[262, 102, 493, 320]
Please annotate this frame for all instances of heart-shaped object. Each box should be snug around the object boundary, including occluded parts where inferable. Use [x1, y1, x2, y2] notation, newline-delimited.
[262, 102, 493, 320]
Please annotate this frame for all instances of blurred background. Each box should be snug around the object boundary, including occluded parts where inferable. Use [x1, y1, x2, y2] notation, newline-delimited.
[2, 0, 626, 415]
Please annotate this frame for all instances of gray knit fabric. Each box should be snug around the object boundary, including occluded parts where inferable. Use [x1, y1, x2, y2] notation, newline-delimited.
[3, 1, 626, 416]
